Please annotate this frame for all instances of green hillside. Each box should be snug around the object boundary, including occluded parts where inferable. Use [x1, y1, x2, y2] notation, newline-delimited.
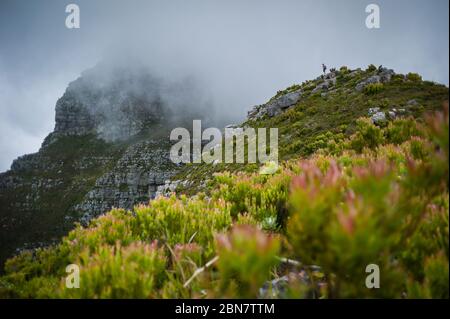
[0, 65, 448, 298]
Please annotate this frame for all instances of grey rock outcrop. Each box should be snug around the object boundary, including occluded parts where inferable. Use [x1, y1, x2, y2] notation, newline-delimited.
[407, 99, 419, 107]
[368, 107, 381, 116]
[348, 69, 362, 78]
[379, 67, 395, 82]
[54, 92, 96, 136]
[312, 77, 336, 93]
[371, 111, 387, 124]
[356, 75, 381, 91]
[248, 89, 302, 119]
[310, 71, 337, 94]
[75, 139, 177, 223]
[154, 179, 193, 198]
[266, 89, 303, 117]
[356, 67, 395, 91]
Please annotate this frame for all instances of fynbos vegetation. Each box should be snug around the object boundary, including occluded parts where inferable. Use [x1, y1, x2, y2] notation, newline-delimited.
[0, 66, 448, 299]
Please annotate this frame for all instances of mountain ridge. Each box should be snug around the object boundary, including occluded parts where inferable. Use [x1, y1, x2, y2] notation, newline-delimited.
[0, 63, 448, 274]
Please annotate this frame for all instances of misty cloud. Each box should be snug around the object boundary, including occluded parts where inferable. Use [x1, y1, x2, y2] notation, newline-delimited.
[53, 60, 216, 141]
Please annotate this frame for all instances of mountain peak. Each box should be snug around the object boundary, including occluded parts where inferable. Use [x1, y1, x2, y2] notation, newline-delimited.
[52, 65, 165, 142]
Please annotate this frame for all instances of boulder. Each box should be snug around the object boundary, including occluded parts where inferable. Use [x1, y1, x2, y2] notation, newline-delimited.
[356, 75, 381, 92]
[324, 71, 337, 80]
[348, 69, 362, 78]
[248, 89, 302, 119]
[312, 77, 336, 93]
[388, 110, 397, 119]
[371, 111, 386, 124]
[356, 68, 395, 92]
[266, 89, 302, 116]
[407, 99, 419, 106]
[368, 107, 380, 116]
[378, 67, 395, 83]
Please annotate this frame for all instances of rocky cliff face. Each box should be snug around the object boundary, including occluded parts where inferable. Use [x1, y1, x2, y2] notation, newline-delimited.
[0, 63, 202, 267]
[50, 65, 168, 142]
[75, 139, 175, 224]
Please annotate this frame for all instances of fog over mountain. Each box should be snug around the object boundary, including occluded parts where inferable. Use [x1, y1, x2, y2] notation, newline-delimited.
[0, 0, 449, 171]
[53, 60, 216, 141]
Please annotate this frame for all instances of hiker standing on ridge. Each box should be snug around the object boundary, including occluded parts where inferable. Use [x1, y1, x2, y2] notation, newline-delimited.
[322, 63, 327, 75]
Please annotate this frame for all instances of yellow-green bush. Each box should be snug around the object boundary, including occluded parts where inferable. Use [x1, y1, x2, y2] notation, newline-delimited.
[350, 118, 385, 152]
[213, 225, 280, 298]
[367, 64, 377, 72]
[364, 83, 384, 95]
[62, 242, 166, 298]
[286, 106, 449, 298]
[213, 171, 291, 229]
[132, 195, 232, 256]
[406, 72, 422, 82]
[385, 117, 423, 145]
[339, 66, 350, 74]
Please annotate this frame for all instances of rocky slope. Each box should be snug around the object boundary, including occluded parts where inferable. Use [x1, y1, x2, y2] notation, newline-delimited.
[0, 63, 207, 268]
[172, 65, 449, 194]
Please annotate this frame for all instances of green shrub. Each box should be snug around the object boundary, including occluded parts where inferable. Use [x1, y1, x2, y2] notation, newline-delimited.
[65, 209, 136, 254]
[408, 137, 430, 160]
[132, 195, 232, 256]
[62, 242, 166, 298]
[385, 117, 423, 145]
[364, 83, 384, 95]
[288, 160, 407, 297]
[286, 106, 449, 298]
[287, 155, 448, 297]
[423, 253, 449, 299]
[367, 64, 377, 72]
[213, 225, 280, 298]
[350, 118, 385, 152]
[406, 72, 422, 82]
[339, 66, 350, 74]
[407, 252, 449, 299]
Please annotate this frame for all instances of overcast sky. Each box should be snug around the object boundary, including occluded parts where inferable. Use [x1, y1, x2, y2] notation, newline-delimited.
[0, 0, 448, 172]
